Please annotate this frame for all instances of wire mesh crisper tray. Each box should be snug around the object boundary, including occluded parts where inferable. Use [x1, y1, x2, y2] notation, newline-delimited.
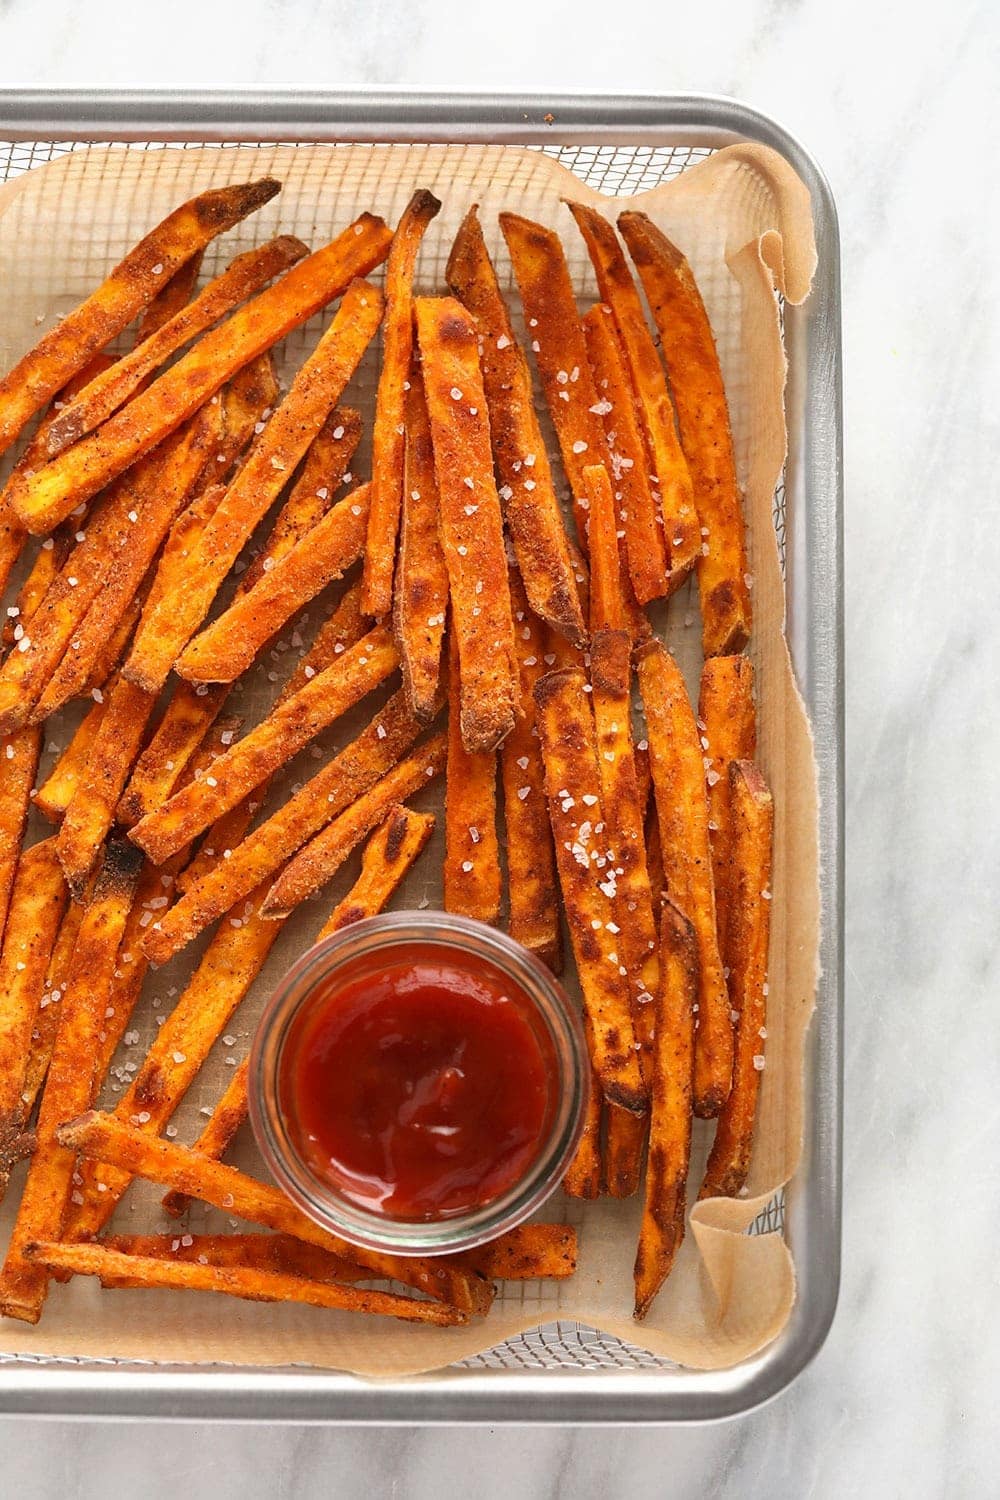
[0, 93, 842, 1422]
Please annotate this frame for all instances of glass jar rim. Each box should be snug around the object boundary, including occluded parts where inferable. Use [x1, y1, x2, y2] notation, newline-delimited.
[248, 911, 589, 1256]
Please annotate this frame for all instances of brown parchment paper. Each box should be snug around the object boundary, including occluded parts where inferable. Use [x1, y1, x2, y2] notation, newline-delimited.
[0, 140, 819, 1376]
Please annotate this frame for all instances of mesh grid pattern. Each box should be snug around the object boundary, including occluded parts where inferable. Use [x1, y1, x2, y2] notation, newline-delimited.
[0, 135, 786, 1379]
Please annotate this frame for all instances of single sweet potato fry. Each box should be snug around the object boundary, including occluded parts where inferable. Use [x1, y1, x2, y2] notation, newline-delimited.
[131, 625, 398, 864]
[16, 892, 87, 1127]
[582, 303, 669, 604]
[0, 839, 67, 1195]
[699, 761, 773, 1200]
[161, 1059, 249, 1217]
[59, 1110, 490, 1314]
[699, 655, 756, 972]
[103, 1231, 365, 1283]
[603, 1103, 646, 1200]
[498, 212, 611, 547]
[633, 899, 697, 1319]
[393, 365, 449, 722]
[44, 236, 309, 456]
[69, 893, 283, 1239]
[498, 568, 562, 972]
[463, 1222, 578, 1281]
[56, 678, 156, 898]
[0, 727, 41, 942]
[583, 463, 628, 636]
[590, 628, 659, 1056]
[0, 179, 281, 462]
[637, 639, 731, 1116]
[533, 667, 645, 1114]
[141, 692, 425, 964]
[618, 212, 752, 655]
[446, 206, 584, 645]
[444, 627, 500, 922]
[25, 1240, 466, 1326]
[0, 841, 141, 1323]
[563, 1063, 602, 1200]
[414, 296, 518, 753]
[116, 680, 230, 831]
[132, 251, 204, 342]
[123, 278, 383, 692]
[34, 699, 106, 823]
[31, 400, 223, 718]
[317, 804, 436, 941]
[261, 733, 447, 921]
[567, 202, 699, 587]
[176, 483, 370, 685]
[362, 188, 441, 616]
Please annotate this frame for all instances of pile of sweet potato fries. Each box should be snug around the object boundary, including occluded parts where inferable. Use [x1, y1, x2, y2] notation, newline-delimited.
[0, 174, 773, 1330]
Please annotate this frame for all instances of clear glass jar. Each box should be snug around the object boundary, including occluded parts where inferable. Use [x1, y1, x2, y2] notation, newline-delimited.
[249, 911, 589, 1256]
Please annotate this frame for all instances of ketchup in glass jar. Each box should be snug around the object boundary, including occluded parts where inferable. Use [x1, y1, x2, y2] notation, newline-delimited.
[278, 945, 560, 1221]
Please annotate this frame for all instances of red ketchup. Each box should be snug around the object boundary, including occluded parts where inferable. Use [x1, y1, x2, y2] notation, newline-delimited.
[279, 947, 558, 1220]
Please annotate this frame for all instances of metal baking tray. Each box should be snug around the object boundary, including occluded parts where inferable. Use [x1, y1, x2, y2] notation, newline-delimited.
[0, 90, 842, 1422]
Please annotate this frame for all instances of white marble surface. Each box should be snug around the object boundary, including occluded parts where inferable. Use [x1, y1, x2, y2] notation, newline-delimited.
[1, 1, 997, 1495]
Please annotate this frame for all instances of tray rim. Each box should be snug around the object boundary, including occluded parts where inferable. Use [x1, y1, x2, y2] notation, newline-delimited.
[0, 88, 843, 1425]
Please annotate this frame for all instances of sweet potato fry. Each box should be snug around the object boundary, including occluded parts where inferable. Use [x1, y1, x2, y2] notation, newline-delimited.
[393, 365, 449, 721]
[16, 892, 87, 1127]
[69, 894, 283, 1238]
[176, 483, 370, 684]
[131, 625, 398, 864]
[498, 568, 562, 971]
[44, 236, 309, 456]
[637, 640, 731, 1117]
[463, 1222, 578, 1281]
[699, 761, 773, 1200]
[590, 628, 659, 1042]
[161, 1059, 249, 1217]
[123, 278, 383, 691]
[446, 206, 584, 645]
[444, 629, 500, 922]
[566, 202, 699, 587]
[618, 213, 752, 655]
[699, 655, 756, 970]
[133, 252, 204, 342]
[533, 668, 645, 1113]
[56, 678, 156, 898]
[0, 179, 281, 462]
[414, 295, 518, 753]
[633, 899, 697, 1319]
[498, 212, 610, 547]
[24, 1240, 466, 1326]
[0, 726, 41, 941]
[174, 783, 261, 896]
[141, 691, 425, 964]
[116, 682, 228, 829]
[281, 578, 368, 702]
[59, 1110, 490, 1314]
[563, 1063, 602, 1199]
[583, 463, 628, 636]
[0, 841, 141, 1322]
[582, 303, 669, 604]
[31, 401, 223, 718]
[261, 733, 447, 921]
[362, 188, 441, 616]
[317, 804, 436, 941]
[0, 839, 67, 1194]
[8, 219, 390, 536]
[103, 1231, 364, 1284]
[603, 1104, 646, 1200]
[33, 699, 105, 822]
